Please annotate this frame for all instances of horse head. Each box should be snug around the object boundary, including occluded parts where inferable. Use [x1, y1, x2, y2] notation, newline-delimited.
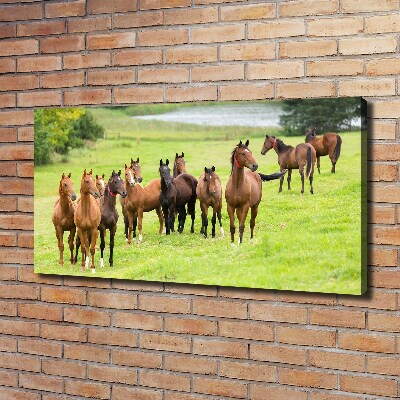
[130, 157, 143, 183]
[159, 159, 173, 188]
[305, 127, 317, 143]
[108, 170, 127, 198]
[261, 135, 277, 155]
[233, 140, 258, 172]
[81, 169, 100, 199]
[174, 152, 186, 175]
[203, 166, 218, 194]
[60, 172, 77, 201]
[95, 173, 106, 196]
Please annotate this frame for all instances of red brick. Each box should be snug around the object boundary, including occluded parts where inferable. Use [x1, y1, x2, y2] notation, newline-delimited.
[88, 327, 138, 347]
[0, 248, 32, 264]
[0, 24, 16, 39]
[370, 164, 397, 182]
[164, 354, 217, 375]
[17, 162, 33, 177]
[0, 74, 38, 91]
[18, 91, 62, 107]
[64, 307, 111, 326]
[220, 360, 275, 382]
[88, 69, 136, 86]
[0, 161, 16, 176]
[40, 35, 85, 53]
[368, 355, 400, 376]
[368, 313, 400, 332]
[138, 28, 188, 46]
[250, 343, 307, 366]
[220, 42, 275, 61]
[0, 179, 33, 195]
[339, 331, 395, 353]
[166, 46, 217, 64]
[0, 352, 40, 372]
[369, 248, 397, 267]
[17, 127, 33, 142]
[192, 376, 247, 398]
[41, 323, 87, 342]
[140, 333, 191, 353]
[65, 380, 111, 399]
[63, 276, 111, 289]
[0, 300, 17, 316]
[309, 350, 365, 372]
[88, 291, 137, 309]
[0, 337, 16, 352]
[0, 370, 17, 387]
[19, 373, 63, 394]
[369, 100, 400, 118]
[340, 374, 397, 397]
[42, 359, 86, 379]
[112, 348, 162, 368]
[220, 83, 274, 101]
[64, 52, 110, 69]
[0, 318, 39, 337]
[193, 298, 247, 318]
[0, 265, 17, 280]
[0, 110, 33, 126]
[250, 303, 307, 323]
[87, 32, 136, 50]
[138, 67, 189, 84]
[114, 12, 163, 28]
[0, 59, 16, 74]
[193, 338, 247, 359]
[114, 312, 162, 331]
[18, 338, 62, 358]
[192, 64, 244, 82]
[18, 197, 34, 212]
[279, 367, 337, 389]
[140, 370, 191, 392]
[251, 384, 307, 400]
[41, 71, 85, 88]
[370, 226, 400, 245]
[277, 326, 336, 347]
[113, 386, 162, 400]
[113, 48, 162, 66]
[0, 284, 38, 300]
[41, 286, 86, 305]
[0, 3, 42, 22]
[0, 232, 16, 247]
[64, 89, 111, 105]
[0, 128, 16, 143]
[64, 343, 109, 363]
[88, 0, 137, 14]
[45, 0, 85, 18]
[114, 87, 163, 104]
[18, 21, 65, 37]
[166, 86, 217, 102]
[140, 0, 191, 10]
[0, 93, 15, 108]
[88, 364, 137, 384]
[0, 197, 17, 211]
[68, 16, 111, 33]
[310, 308, 365, 328]
[18, 55, 61, 72]
[165, 7, 218, 25]
[0, 388, 40, 400]
[165, 316, 217, 335]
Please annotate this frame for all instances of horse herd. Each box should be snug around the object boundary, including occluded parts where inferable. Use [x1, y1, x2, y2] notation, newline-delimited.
[52, 128, 342, 273]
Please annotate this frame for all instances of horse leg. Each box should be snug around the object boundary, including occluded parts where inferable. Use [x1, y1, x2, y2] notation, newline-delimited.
[74, 234, 80, 264]
[90, 229, 98, 273]
[162, 206, 170, 235]
[156, 206, 164, 234]
[109, 225, 116, 267]
[68, 226, 76, 265]
[169, 205, 176, 233]
[250, 205, 258, 239]
[132, 214, 137, 238]
[211, 207, 217, 238]
[310, 173, 314, 195]
[137, 209, 144, 242]
[200, 203, 208, 238]
[237, 205, 249, 244]
[317, 156, 321, 174]
[99, 228, 105, 268]
[331, 160, 336, 174]
[55, 226, 64, 266]
[177, 205, 186, 234]
[287, 169, 292, 190]
[227, 204, 236, 244]
[217, 200, 224, 236]
[299, 165, 305, 195]
[77, 229, 86, 272]
[123, 213, 129, 240]
[188, 198, 196, 234]
[127, 213, 133, 244]
[279, 170, 284, 193]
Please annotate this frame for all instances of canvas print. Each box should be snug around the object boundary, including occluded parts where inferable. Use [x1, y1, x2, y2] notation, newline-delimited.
[34, 98, 366, 295]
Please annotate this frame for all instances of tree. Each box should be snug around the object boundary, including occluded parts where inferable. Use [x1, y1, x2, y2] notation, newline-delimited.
[279, 98, 361, 136]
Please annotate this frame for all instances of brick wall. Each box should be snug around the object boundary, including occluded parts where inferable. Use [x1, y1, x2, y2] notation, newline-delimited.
[0, 0, 399, 398]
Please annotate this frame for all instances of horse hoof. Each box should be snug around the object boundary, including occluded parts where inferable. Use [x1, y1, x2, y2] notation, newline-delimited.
[100, 258, 104, 268]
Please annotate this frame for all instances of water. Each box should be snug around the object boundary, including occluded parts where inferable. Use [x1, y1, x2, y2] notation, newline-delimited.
[133, 102, 284, 128]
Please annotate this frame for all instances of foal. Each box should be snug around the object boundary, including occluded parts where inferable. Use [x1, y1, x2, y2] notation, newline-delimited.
[173, 152, 186, 177]
[305, 127, 342, 174]
[196, 166, 223, 238]
[159, 159, 197, 235]
[74, 169, 101, 272]
[96, 174, 106, 196]
[261, 135, 316, 195]
[52, 173, 77, 266]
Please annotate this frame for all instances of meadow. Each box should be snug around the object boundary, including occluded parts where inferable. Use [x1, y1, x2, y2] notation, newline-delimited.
[34, 105, 363, 295]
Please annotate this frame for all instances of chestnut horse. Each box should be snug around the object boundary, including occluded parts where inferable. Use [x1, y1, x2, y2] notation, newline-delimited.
[225, 140, 273, 245]
[52, 173, 77, 266]
[261, 135, 316, 195]
[196, 166, 223, 238]
[305, 127, 342, 173]
[159, 159, 197, 235]
[173, 152, 186, 177]
[96, 174, 106, 196]
[123, 159, 163, 244]
[74, 169, 101, 272]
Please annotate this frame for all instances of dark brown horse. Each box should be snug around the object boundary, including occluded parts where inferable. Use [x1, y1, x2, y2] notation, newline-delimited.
[261, 135, 316, 195]
[305, 127, 342, 173]
[52, 173, 77, 266]
[123, 159, 163, 244]
[196, 166, 223, 238]
[226, 140, 282, 245]
[173, 152, 186, 177]
[74, 169, 101, 272]
[159, 159, 197, 235]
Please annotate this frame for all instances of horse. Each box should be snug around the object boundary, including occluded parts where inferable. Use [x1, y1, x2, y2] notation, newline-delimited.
[159, 159, 197, 235]
[74, 169, 101, 272]
[196, 166, 223, 238]
[123, 159, 164, 244]
[305, 127, 342, 174]
[52, 173, 77, 266]
[98, 171, 127, 268]
[261, 135, 316, 195]
[96, 174, 106, 196]
[173, 152, 186, 177]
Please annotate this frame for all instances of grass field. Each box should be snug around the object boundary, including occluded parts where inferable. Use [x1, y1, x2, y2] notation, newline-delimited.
[34, 105, 363, 294]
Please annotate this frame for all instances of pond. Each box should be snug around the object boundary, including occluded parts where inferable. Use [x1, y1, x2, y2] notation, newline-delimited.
[133, 102, 285, 127]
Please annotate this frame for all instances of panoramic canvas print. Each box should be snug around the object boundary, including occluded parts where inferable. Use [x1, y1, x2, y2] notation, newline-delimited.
[34, 98, 366, 294]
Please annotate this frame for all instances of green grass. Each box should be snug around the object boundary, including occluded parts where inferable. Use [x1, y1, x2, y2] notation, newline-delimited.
[34, 107, 363, 294]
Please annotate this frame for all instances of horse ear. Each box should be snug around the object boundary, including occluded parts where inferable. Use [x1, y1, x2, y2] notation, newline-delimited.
[175, 153, 178, 159]
[125, 163, 128, 169]
[102, 173, 105, 178]
[136, 157, 139, 163]
[83, 169, 87, 177]
[62, 173, 65, 179]
[160, 159, 163, 166]
[245, 139, 249, 146]
[131, 158, 134, 164]
[96, 174, 99, 179]
[118, 170, 121, 176]
[204, 167, 207, 173]
[239, 140, 242, 145]
[265, 134, 269, 138]
[68, 172, 71, 178]
[89, 169, 93, 175]
[166, 159, 169, 166]
[212, 166, 215, 171]
[181, 152, 184, 157]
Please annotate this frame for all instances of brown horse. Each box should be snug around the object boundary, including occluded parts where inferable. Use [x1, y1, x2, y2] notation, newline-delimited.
[261, 135, 316, 195]
[196, 166, 223, 238]
[96, 174, 106, 196]
[52, 173, 77, 266]
[305, 127, 342, 173]
[173, 152, 186, 178]
[123, 159, 163, 244]
[74, 169, 101, 272]
[225, 140, 262, 245]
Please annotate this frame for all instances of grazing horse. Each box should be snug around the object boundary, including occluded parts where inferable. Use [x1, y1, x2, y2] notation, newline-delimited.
[196, 166, 223, 238]
[52, 173, 77, 266]
[96, 174, 106, 196]
[305, 127, 342, 174]
[261, 135, 316, 195]
[74, 169, 101, 272]
[123, 160, 163, 244]
[98, 171, 127, 268]
[159, 159, 197, 235]
[173, 152, 186, 177]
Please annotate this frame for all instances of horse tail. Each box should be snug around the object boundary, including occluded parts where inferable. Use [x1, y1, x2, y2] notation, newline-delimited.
[306, 146, 312, 178]
[334, 134, 342, 163]
[259, 171, 286, 181]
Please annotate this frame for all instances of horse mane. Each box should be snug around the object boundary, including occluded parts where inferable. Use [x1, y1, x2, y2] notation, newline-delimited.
[275, 138, 292, 153]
